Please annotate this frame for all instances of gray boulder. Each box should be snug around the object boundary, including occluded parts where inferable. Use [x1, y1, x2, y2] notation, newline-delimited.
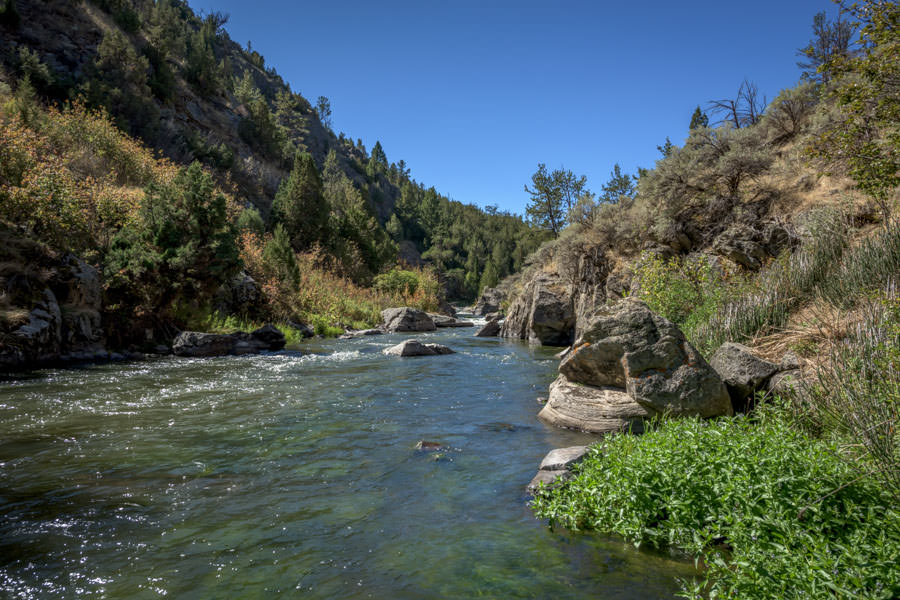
[172, 325, 286, 357]
[559, 298, 732, 419]
[249, 324, 286, 351]
[709, 342, 779, 412]
[767, 370, 803, 395]
[382, 339, 455, 357]
[501, 273, 574, 346]
[381, 307, 436, 332]
[473, 287, 504, 316]
[539, 446, 590, 471]
[474, 319, 501, 337]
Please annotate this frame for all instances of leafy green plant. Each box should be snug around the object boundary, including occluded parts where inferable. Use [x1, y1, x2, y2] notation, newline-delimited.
[531, 407, 900, 599]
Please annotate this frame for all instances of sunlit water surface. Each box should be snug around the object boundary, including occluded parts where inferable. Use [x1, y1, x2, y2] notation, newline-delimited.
[0, 322, 696, 598]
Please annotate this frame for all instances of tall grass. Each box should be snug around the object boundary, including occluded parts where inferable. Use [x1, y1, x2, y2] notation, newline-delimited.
[796, 285, 900, 503]
[688, 209, 850, 353]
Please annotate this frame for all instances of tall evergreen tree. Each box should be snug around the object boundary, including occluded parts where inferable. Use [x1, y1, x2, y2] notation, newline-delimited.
[272, 152, 329, 250]
[524, 163, 565, 235]
[689, 106, 709, 130]
[599, 164, 636, 204]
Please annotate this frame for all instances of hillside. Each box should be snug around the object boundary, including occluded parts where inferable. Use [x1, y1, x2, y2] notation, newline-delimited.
[0, 0, 546, 365]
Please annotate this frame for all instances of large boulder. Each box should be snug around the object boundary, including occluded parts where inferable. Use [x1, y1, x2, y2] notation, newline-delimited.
[172, 325, 286, 357]
[539, 374, 652, 433]
[501, 273, 575, 346]
[559, 298, 731, 418]
[382, 339, 455, 357]
[474, 319, 501, 337]
[540, 299, 732, 433]
[709, 342, 779, 412]
[473, 287, 504, 316]
[172, 332, 235, 357]
[381, 307, 437, 332]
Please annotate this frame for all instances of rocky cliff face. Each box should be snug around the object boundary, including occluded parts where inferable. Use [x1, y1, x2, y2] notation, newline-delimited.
[1, 242, 106, 369]
[500, 214, 797, 347]
[500, 241, 609, 346]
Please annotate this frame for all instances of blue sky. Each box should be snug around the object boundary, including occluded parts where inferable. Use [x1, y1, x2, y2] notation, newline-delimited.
[193, 0, 839, 215]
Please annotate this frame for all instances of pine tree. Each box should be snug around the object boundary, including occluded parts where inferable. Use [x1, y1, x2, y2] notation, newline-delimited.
[689, 106, 708, 130]
[272, 152, 329, 250]
[263, 224, 300, 286]
[524, 163, 565, 235]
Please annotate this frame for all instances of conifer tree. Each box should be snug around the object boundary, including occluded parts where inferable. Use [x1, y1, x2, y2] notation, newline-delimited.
[689, 106, 708, 130]
[272, 152, 329, 250]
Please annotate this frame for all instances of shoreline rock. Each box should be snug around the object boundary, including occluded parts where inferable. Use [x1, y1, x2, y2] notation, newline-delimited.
[539, 298, 732, 434]
[527, 446, 590, 494]
[172, 325, 286, 357]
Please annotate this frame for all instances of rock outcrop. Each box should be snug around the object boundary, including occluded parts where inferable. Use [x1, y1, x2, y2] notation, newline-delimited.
[473, 287, 504, 316]
[538, 298, 732, 433]
[474, 319, 501, 337]
[709, 342, 780, 412]
[382, 339, 455, 357]
[381, 307, 437, 332]
[501, 273, 575, 346]
[214, 272, 260, 317]
[711, 222, 796, 270]
[2, 253, 106, 368]
[172, 325, 286, 357]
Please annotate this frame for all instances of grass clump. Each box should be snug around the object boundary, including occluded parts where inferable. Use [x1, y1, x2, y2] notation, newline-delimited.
[531, 407, 900, 599]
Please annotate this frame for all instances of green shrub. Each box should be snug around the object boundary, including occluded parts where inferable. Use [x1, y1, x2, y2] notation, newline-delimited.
[632, 251, 728, 334]
[105, 162, 240, 328]
[531, 408, 900, 599]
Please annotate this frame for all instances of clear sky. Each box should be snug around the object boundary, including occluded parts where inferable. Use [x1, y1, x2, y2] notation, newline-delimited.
[192, 0, 839, 215]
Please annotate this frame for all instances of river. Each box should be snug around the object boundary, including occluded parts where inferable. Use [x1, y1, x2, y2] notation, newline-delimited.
[0, 319, 696, 598]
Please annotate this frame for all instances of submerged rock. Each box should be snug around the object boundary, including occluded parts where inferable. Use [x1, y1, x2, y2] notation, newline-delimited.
[339, 328, 384, 339]
[382, 339, 455, 357]
[415, 440, 445, 451]
[428, 313, 474, 328]
[381, 307, 436, 332]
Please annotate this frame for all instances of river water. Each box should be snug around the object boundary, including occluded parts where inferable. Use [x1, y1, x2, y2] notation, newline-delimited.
[0, 320, 696, 598]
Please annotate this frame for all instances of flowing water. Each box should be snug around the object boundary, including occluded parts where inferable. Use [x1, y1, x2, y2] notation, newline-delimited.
[0, 320, 696, 598]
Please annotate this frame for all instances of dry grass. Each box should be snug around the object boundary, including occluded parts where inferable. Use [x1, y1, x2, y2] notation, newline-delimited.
[750, 301, 862, 364]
